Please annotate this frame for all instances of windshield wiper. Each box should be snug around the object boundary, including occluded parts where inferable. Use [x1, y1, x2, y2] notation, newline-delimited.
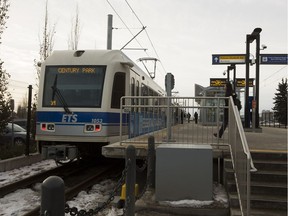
[51, 75, 72, 114]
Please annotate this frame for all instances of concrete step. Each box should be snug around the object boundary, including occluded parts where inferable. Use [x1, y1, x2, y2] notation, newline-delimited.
[224, 167, 287, 184]
[250, 151, 287, 162]
[226, 180, 287, 197]
[224, 151, 287, 215]
[224, 157, 287, 173]
[230, 207, 287, 216]
[251, 169, 287, 183]
[229, 193, 287, 210]
[253, 159, 287, 172]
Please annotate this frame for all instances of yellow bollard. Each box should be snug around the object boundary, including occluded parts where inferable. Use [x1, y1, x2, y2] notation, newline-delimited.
[120, 184, 139, 200]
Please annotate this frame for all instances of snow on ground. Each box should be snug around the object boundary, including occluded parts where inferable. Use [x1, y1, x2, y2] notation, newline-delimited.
[160, 183, 228, 208]
[0, 159, 57, 187]
[0, 159, 228, 216]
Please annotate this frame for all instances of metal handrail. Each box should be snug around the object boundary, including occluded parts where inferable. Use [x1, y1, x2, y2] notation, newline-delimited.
[228, 96, 256, 216]
[119, 96, 256, 216]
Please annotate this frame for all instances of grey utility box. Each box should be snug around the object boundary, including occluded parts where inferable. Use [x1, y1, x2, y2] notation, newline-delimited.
[155, 144, 213, 201]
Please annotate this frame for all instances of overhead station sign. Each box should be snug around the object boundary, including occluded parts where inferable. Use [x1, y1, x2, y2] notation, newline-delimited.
[212, 54, 246, 65]
[210, 78, 254, 87]
[210, 78, 226, 87]
[236, 78, 254, 87]
[260, 54, 288, 65]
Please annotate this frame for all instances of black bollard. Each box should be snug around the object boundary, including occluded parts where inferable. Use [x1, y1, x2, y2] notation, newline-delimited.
[41, 176, 65, 216]
[125, 145, 136, 216]
[147, 136, 155, 189]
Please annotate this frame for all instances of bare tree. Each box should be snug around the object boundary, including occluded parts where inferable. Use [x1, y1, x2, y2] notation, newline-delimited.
[68, 4, 81, 50]
[16, 94, 28, 118]
[32, 0, 56, 138]
[0, 0, 11, 133]
[34, 0, 56, 101]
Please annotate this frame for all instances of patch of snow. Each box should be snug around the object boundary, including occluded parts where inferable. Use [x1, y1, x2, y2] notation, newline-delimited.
[0, 159, 228, 216]
[0, 159, 57, 187]
[160, 183, 228, 208]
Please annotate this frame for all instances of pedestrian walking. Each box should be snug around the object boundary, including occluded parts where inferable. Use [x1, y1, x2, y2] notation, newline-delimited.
[194, 111, 198, 124]
[187, 112, 191, 123]
[214, 82, 234, 138]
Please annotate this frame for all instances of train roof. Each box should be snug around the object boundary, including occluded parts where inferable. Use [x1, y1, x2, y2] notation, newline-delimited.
[44, 50, 133, 65]
[44, 49, 165, 94]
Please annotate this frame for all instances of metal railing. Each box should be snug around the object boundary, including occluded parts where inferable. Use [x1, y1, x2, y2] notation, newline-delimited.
[120, 96, 255, 215]
[228, 96, 257, 216]
[261, 111, 287, 128]
[120, 96, 229, 146]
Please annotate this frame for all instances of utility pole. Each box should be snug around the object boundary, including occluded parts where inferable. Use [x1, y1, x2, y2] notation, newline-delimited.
[165, 73, 175, 142]
[107, 14, 113, 50]
[26, 85, 32, 156]
[244, 28, 262, 129]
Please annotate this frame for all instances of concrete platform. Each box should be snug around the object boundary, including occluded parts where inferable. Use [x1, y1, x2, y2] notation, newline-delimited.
[102, 125, 287, 159]
[102, 141, 230, 159]
[245, 127, 287, 152]
[0, 154, 42, 172]
[102, 122, 231, 159]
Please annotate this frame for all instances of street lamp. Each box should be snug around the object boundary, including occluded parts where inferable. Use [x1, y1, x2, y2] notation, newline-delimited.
[244, 28, 262, 129]
[227, 64, 236, 90]
[223, 64, 235, 84]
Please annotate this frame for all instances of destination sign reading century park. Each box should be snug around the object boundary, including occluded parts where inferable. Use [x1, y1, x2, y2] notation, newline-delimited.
[57, 67, 96, 73]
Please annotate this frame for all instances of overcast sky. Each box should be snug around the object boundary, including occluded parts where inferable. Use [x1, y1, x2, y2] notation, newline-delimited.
[1, 0, 287, 111]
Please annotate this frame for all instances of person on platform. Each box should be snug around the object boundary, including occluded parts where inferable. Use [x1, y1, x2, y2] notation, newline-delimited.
[214, 82, 235, 138]
[187, 112, 191, 123]
[194, 111, 198, 124]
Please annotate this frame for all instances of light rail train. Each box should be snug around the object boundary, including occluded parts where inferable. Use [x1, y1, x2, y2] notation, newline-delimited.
[36, 50, 166, 161]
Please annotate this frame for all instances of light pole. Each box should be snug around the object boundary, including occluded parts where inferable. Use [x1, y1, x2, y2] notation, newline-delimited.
[244, 28, 262, 128]
[227, 64, 236, 90]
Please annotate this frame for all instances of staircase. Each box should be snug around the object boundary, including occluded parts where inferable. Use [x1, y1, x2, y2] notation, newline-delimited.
[224, 151, 287, 216]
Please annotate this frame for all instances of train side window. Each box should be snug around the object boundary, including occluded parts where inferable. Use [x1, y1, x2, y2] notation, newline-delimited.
[131, 77, 135, 111]
[136, 81, 139, 97]
[111, 72, 126, 109]
[136, 80, 140, 112]
[131, 77, 135, 96]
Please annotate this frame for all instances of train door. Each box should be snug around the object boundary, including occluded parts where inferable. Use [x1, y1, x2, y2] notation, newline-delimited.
[129, 76, 140, 137]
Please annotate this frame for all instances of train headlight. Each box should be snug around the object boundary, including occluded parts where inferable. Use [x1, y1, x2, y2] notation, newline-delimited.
[84, 124, 102, 133]
[86, 124, 94, 132]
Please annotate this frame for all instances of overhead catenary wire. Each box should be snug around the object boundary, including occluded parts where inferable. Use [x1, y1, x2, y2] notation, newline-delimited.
[261, 66, 287, 82]
[107, 0, 175, 92]
[260, 66, 287, 87]
[124, 0, 167, 75]
[106, 0, 146, 51]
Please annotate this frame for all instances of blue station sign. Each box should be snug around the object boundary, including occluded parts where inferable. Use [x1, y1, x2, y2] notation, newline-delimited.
[260, 54, 288, 65]
[212, 54, 246, 65]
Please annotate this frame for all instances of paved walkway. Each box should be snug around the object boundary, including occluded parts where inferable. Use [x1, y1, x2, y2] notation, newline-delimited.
[245, 126, 287, 152]
[102, 123, 287, 158]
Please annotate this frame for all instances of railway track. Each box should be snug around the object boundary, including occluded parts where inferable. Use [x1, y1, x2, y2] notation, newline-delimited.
[0, 158, 124, 216]
[0, 160, 78, 197]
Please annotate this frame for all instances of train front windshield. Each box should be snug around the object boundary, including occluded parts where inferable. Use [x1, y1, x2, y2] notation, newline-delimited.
[43, 66, 106, 108]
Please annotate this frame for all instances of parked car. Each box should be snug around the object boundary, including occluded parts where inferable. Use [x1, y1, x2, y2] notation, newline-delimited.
[0, 123, 27, 145]
[13, 119, 27, 130]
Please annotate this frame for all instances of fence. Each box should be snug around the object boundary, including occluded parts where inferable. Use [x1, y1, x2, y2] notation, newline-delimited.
[228, 96, 257, 216]
[261, 111, 287, 128]
[119, 96, 229, 146]
[120, 96, 256, 216]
